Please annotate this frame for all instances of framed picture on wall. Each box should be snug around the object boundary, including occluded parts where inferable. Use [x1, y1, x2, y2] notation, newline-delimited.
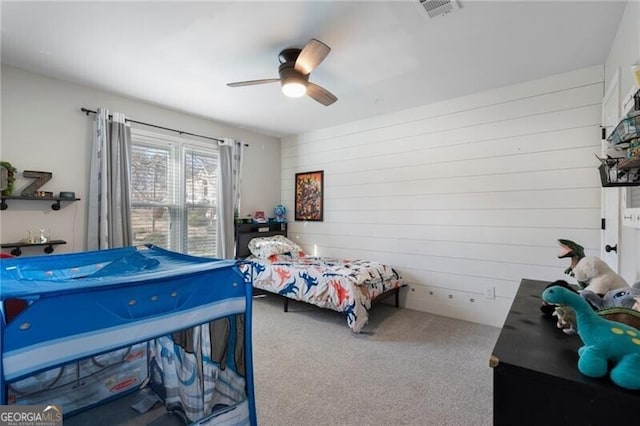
[295, 170, 324, 221]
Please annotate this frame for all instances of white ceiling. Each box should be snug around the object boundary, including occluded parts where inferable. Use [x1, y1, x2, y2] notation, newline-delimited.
[0, 1, 626, 138]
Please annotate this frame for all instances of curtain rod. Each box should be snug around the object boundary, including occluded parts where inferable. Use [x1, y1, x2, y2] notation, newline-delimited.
[80, 107, 248, 146]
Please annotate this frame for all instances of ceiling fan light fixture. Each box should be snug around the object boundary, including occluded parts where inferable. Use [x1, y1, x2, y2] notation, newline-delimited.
[228, 39, 337, 105]
[279, 63, 309, 98]
[282, 80, 307, 98]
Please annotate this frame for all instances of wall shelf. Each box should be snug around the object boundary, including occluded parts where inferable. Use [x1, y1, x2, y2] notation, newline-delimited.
[0, 240, 67, 256]
[0, 195, 80, 211]
[607, 110, 640, 145]
[598, 160, 640, 187]
[600, 109, 640, 187]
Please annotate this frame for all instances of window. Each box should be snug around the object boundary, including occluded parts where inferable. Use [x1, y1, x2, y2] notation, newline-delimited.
[130, 129, 219, 256]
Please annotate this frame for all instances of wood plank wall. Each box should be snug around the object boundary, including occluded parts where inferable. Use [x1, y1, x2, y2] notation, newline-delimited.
[280, 66, 604, 327]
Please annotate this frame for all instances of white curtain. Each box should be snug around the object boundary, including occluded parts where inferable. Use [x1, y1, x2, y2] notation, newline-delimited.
[87, 108, 133, 250]
[217, 139, 245, 259]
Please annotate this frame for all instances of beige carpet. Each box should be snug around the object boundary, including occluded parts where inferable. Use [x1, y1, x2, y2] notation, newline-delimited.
[252, 294, 501, 426]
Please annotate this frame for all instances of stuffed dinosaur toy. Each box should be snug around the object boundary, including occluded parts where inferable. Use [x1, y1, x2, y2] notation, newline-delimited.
[542, 283, 640, 390]
[541, 239, 586, 332]
[542, 280, 640, 333]
[546, 240, 629, 334]
[543, 239, 584, 320]
[557, 238, 628, 294]
[557, 239, 585, 282]
[581, 281, 640, 330]
[572, 256, 629, 296]
[582, 281, 640, 311]
[541, 241, 584, 333]
[540, 281, 578, 311]
[539, 280, 581, 334]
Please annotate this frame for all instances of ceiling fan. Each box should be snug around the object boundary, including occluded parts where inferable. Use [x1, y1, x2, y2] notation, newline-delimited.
[227, 39, 337, 106]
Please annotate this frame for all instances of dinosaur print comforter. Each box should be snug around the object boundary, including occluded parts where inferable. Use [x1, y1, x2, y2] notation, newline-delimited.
[243, 254, 404, 333]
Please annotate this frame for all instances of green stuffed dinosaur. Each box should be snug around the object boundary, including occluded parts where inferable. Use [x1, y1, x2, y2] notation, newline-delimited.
[543, 240, 585, 333]
[557, 239, 586, 287]
[543, 283, 640, 390]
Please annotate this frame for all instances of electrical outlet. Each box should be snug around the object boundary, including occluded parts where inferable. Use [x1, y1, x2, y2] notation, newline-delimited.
[485, 286, 495, 299]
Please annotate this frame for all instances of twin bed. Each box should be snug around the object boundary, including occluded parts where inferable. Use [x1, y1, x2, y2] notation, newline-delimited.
[236, 225, 405, 333]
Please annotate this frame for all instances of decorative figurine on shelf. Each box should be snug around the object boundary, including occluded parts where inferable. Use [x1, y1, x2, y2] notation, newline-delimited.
[21, 170, 52, 197]
[0, 161, 17, 196]
[23, 229, 34, 244]
[21, 229, 50, 244]
[274, 204, 287, 223]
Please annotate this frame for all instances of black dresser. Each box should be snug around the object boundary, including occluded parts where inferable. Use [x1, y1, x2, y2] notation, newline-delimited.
[491, 278, 640, 425]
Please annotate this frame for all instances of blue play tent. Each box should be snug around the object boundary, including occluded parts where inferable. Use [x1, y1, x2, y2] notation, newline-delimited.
[0, 245, 256, 425]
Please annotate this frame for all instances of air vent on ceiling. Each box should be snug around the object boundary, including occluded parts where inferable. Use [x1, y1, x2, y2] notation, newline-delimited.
[419, 0, 460, 18]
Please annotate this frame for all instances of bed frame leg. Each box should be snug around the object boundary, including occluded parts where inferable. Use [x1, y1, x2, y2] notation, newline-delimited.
[395, 288, 400, 308]
[284, 297, 289, 312]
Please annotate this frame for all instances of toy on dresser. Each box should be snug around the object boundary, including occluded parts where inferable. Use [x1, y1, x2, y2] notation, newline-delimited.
[582, 281, 640, 311]
[540, 240, 587, 332]
[551, 239, 628, 295]
[539, 239, 640, 390]
[572, 256, 629, 296]
[543, 284, 640, 390]
[274, 204, 286, 223]
[542, 239, 630, 334]
[581, 281, 640, 330]
[557, 239, 586, 280]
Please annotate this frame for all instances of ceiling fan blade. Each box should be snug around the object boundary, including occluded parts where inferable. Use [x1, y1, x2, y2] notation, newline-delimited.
[227, 78, 280, 87]
[295, 39, 330, 75]
[307, 82, 337, 106]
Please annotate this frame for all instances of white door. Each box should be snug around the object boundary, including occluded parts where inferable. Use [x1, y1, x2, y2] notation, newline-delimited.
[601, 70, 620, 272]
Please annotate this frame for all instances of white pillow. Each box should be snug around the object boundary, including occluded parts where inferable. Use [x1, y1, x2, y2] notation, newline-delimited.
[248, 235, 305, 259]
